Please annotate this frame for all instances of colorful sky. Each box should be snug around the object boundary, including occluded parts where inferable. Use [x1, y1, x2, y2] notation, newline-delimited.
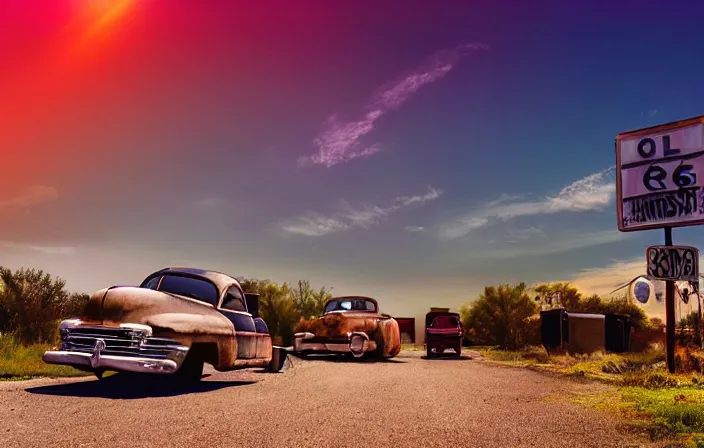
[3, 0, 704, 321]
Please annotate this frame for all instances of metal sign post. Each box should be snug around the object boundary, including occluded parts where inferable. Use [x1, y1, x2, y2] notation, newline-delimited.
[616, 115, 704, 374]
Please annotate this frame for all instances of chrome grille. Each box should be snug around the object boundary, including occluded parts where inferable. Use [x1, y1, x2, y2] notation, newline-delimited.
[61, 326, 185, 360]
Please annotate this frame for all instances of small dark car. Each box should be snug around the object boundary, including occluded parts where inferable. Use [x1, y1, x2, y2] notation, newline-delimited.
[425, 311, 463, 358]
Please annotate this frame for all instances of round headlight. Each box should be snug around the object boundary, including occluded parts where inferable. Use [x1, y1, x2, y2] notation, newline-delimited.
[350, 335, 365, 354]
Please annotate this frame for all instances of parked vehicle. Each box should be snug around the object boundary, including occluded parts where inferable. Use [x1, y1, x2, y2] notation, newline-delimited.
[293, 296, 401, 359]
[425, 310, 463, 358]
[43, 267, 287, 382]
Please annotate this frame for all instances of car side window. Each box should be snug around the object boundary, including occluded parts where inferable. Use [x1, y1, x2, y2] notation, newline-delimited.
[144, 276, 161, 290]
[222, 286, 247, 312]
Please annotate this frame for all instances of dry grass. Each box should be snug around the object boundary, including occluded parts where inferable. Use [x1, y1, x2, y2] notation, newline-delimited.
[478, 345, 704, 444]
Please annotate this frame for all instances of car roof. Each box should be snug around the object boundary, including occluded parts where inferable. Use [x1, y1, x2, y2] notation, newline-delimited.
[149, 267, 241, 292]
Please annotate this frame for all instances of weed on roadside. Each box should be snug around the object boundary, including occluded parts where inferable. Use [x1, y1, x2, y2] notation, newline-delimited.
[0, 334, 89, 379]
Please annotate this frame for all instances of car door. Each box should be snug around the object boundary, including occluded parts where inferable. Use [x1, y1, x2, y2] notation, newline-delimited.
[218, 285, 257, 359]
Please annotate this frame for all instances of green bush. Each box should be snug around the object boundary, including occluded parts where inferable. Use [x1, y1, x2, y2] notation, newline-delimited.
[461, 283, 539, 350]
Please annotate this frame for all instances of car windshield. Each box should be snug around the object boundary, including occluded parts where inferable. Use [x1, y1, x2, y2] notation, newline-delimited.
[324, 298, 377, 314]
[143, 274, 219, 306]
[431, 315, 459, 328]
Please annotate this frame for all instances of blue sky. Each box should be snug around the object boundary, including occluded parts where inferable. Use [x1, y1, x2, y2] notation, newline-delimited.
[2, 0, 704, 320]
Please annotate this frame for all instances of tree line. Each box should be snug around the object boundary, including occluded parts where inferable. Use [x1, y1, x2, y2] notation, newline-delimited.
[0, 266, 334, 346]
[0, 266, 666, 350]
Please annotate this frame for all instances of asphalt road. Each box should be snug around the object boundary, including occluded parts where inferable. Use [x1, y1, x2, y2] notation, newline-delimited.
[0, 350, 647, 448]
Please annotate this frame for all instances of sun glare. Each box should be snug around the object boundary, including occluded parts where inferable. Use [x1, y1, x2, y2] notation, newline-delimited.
[72, 0, 138, 53]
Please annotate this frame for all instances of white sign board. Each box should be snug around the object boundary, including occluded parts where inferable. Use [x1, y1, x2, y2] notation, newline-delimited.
[616, 116, 704, 231]
[646, 245, 700, 282]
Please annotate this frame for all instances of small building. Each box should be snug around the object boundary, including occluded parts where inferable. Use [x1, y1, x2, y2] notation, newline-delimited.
[540, 309, 610, 355]
[566, 313, 605, 355]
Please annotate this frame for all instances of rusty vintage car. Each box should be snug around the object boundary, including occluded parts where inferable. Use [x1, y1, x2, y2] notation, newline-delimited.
[43, 267, 286, 381]
[293, 296, 401, 359]
[425, 310, 463, 358]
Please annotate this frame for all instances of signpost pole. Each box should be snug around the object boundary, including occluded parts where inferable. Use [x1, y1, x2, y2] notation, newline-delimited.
[664, 227, 676, 374]
[698, 289, 703, 349]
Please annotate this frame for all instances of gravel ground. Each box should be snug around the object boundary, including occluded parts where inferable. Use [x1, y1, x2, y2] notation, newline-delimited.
[0, 350, 648, 448]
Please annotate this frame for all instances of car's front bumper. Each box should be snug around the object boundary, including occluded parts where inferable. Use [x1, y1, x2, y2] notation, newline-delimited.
[44, 319, 190, 374]
[293, 332, 377, 357]
[43, 349, 188, 374]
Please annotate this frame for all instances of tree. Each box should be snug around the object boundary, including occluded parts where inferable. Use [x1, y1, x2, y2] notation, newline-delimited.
[238, 278, 302, 346]
[291, 280, 333, 320]
[0, 266, 85, 344]
[533, 282, 582, 310]
[462, 283, 539, 349]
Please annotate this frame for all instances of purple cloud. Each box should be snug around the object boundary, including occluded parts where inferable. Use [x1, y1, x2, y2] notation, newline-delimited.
[299, 43, 488, 168]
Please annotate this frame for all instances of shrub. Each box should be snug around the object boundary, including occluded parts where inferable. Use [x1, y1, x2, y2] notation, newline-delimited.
[462, 283, 539, 350]
[0, 267, 89, 345]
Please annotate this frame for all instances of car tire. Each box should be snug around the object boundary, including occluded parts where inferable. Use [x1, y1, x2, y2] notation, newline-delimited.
[373, 332, 386, 360]
[174, 351, 204, 383]
[455, 342, 462, 358]
[426, 345, 433, 358]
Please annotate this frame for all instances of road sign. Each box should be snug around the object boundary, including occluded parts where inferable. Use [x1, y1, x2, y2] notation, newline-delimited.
[630, 277, 652, 304]
[646, 245, 700, 282]
[616, 115, 704, 232]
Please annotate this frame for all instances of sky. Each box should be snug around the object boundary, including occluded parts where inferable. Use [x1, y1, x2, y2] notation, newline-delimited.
[3, 0, 704, 323]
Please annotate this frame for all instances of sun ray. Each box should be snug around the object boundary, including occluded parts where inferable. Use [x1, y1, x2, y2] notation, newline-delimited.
[71, 0, 138, 54]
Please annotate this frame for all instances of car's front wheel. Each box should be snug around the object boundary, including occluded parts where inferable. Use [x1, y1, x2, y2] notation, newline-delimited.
[174, 350, 204, 383]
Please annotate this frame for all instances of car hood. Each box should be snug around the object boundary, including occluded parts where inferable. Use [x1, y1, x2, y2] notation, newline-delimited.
[80, 286, 234, 336]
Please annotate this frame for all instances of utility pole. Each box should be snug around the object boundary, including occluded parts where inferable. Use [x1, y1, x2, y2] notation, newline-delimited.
[698, 278, 703, 349]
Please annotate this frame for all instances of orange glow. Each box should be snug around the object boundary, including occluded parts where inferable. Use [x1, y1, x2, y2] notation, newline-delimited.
[72, 0, 138, 54]
[0, 0, 142, 188]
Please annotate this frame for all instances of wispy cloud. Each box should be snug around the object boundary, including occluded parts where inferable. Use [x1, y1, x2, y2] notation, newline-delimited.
[0, 185, 58, 208]
[505, 226, 546, 243]
[299, 43, 488, 168]
[481, 229, 632, 259]
[438, 167, 615, 240]
[279, 215, 350, 237]
[281, 186, 443, 236]
[404, 226, 426, 233]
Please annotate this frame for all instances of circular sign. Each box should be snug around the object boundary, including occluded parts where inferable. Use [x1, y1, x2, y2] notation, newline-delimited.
[632, 278, 651, 304]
